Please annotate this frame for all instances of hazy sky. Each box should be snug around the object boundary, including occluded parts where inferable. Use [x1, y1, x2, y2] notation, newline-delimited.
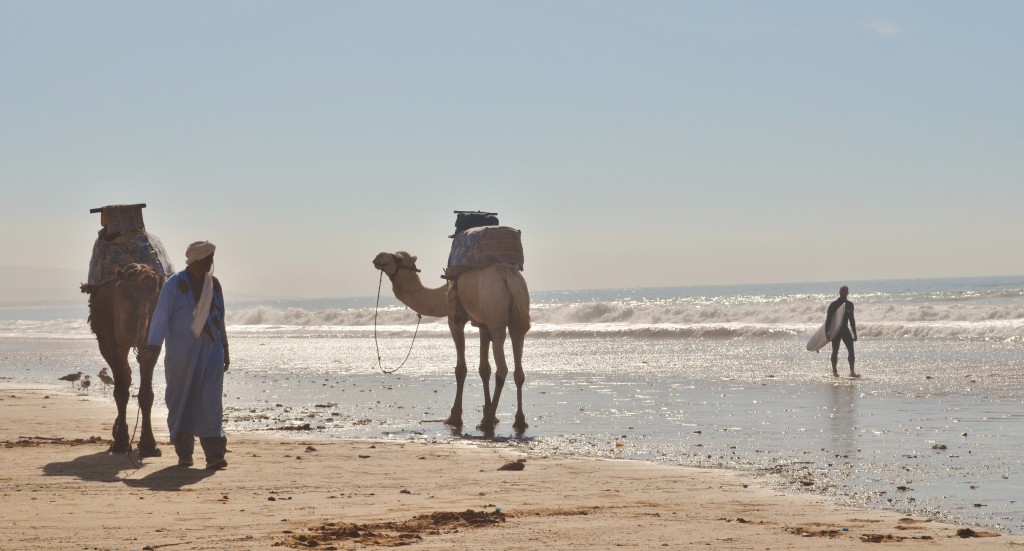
[2, 1, 1021, 300]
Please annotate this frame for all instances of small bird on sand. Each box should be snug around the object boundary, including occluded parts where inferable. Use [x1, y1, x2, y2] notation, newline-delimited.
[80, 375, 91, 394]
[58, 371, 83, 388]
[97, 368, 114, 394]
[98, 367, 114, 389]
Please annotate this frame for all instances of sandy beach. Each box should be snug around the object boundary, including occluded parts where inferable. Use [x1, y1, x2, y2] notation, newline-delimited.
[0, 383, 1020, 550]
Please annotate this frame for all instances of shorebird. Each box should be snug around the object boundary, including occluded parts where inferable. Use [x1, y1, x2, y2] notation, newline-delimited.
[97, 367, 115, 392]
[58, 371, 84, 388]
[80, 375, 91, 394]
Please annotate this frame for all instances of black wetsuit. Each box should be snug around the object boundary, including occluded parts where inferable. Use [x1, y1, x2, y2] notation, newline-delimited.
[825, 298, 857, 371]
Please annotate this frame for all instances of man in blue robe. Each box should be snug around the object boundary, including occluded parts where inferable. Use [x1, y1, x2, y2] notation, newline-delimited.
[141, 241, 230, 469]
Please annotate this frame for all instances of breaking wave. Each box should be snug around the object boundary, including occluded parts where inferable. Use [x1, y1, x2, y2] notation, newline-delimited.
[3, 281, 1022, 342]
[217, 298, 1024, 341]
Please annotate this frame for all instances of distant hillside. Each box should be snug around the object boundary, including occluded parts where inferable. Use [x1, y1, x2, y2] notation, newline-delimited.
[0, 265, 85, 305]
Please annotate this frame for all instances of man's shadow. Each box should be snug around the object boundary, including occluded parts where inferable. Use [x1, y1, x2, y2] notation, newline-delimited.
[44, 449, 215, 490]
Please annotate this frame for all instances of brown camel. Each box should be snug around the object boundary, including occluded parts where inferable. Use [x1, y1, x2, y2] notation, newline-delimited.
[372, 251, 531, 433]
[82, 263, 164, 456]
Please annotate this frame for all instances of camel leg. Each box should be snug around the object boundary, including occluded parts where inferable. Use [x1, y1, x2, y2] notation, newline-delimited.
[136, 350, 161, 457]
[477, 325, 494, 422]
[445, 316, 468, 428]
[479, 325, 507, 431]
[511, 328, 528, 433]
[105, 344, 133, 454]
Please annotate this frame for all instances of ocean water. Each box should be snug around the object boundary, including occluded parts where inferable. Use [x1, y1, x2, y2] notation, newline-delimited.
[1, 276, 1022, 533]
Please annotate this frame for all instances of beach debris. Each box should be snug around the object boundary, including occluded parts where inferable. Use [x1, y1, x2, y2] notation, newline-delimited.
[785, 526, 844, 538]
[7, 435, 106, 448]
[304, 445, 317, 452]
[498, 459, 526, 471]
[931, 444, 947, 450]
[278, 423, 312, 431]
[400, 489, 411, 494]
[956, 527, 1000, 538]
[861, 534, 910, 543]
[282, 509, 505, 548]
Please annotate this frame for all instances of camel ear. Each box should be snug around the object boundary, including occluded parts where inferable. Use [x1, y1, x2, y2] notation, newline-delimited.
[409, 255, 417, 264]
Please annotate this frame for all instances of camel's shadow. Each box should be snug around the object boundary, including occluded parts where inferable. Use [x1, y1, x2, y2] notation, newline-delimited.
[43, 450, 215, 490]
[453, 427, 536, 443]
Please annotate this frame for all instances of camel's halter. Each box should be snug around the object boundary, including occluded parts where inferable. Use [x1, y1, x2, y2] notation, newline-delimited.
[373, 265, 422, 374]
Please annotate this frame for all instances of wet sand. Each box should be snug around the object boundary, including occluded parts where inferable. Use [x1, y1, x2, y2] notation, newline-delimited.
[1, 383, 1020, 550]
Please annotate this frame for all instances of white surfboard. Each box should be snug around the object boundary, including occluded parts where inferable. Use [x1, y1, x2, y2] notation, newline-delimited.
[806, 303, 845, 352]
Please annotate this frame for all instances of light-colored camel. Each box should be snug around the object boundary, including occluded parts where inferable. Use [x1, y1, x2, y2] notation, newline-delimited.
[81, 263, 164, 456]
[372, 251, 531, 433]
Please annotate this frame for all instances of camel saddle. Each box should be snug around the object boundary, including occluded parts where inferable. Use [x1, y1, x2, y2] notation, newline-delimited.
[83, 204, 175, 291]
[449, 211, 499, 238]
[445, 225, 524, 280]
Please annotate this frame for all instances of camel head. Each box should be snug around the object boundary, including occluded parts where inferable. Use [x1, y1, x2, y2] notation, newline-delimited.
[372, 251, 420, 279]
[113, 263, 162, 347]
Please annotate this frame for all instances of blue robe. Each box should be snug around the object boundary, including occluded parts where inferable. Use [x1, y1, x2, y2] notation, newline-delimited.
[147, 270, 228, 442]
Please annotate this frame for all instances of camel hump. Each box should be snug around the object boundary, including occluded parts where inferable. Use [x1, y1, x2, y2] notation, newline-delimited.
[500, 264, 531, 331]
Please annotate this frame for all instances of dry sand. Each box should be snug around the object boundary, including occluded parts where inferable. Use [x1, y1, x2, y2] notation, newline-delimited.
[1, 383, 1021, 550]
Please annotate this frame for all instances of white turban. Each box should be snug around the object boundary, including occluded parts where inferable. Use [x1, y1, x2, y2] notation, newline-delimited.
[185, 241, 216, 265]
[184, 241, 216, 338]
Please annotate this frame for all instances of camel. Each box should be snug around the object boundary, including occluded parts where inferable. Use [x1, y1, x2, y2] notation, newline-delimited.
[82, 263, 164, 456]
[372, 251, 531, 433]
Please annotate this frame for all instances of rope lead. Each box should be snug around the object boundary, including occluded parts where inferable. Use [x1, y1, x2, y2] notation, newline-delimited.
[373, 270, 422, 374]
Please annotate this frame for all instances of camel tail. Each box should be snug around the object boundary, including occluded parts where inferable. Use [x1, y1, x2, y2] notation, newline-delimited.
[502, 264, 531, 333]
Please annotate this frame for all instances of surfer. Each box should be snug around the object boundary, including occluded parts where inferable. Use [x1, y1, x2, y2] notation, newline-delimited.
[825, 286, 858, 377]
